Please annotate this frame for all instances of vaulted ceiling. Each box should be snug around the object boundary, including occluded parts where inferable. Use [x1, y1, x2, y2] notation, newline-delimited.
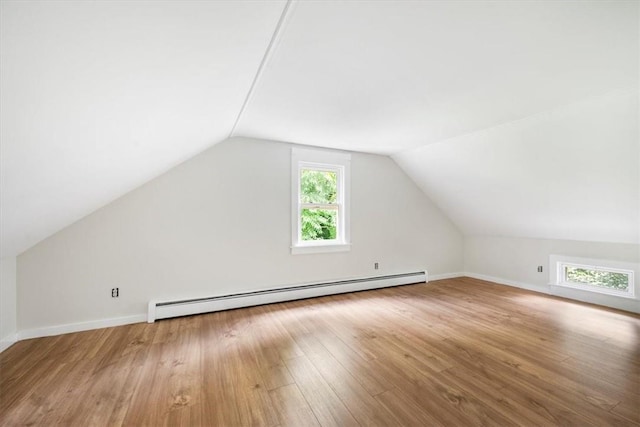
[1, 0, 638, 257]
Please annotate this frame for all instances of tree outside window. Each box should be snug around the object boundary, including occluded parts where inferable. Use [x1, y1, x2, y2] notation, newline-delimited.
[300, 169, 337, 241]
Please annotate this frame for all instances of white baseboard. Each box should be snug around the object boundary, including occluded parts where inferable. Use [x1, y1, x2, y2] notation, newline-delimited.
[149, 271, 428, 322]
[7, 272, 434, 342]
[463, 272, 550, 294]
[17, 314, 147, 341]
[549, 285, 640, 313]
[0, 333, 17, 353]
[428, 272, 465, 281]
[463, 272, 639, 314]
[3, 270, 549, 348]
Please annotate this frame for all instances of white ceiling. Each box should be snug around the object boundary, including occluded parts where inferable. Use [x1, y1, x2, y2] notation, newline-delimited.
[1, 0, 286, 257]
[394, 89, 639, 244]
[1, 0, 638, 257]
[235, 0, 637, 154]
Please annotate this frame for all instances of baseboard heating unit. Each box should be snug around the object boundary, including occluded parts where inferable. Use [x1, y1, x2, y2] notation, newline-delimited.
[147, 271, 427, 323]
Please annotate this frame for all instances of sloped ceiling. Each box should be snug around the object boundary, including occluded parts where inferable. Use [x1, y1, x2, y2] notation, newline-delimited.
[394, 89, 639, 244]
[0, 0, 286, 257]
[1, 0, 638, 257]
[235, 0, 637, 154]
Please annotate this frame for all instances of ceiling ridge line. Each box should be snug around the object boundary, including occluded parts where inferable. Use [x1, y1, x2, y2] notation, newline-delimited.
[392, 85, 638, 158]
[229, 0, 296, 138]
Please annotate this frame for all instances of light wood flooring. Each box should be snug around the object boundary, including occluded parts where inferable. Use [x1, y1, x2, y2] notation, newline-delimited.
[1, 277, 639, 426]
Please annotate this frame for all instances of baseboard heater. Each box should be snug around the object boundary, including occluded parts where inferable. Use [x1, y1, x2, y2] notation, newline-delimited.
[147, 270, 427, 323]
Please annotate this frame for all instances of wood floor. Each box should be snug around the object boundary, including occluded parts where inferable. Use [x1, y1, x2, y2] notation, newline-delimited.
[1, 277, 639, 426]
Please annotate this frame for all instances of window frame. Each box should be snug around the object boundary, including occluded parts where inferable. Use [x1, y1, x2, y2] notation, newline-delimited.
[550, 255, 636, 299]
[291, 147, 351, 255]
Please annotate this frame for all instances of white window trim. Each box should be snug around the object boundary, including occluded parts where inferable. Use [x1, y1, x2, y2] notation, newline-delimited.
[291, 147, 351, 255]
[549, 255, 637, 299]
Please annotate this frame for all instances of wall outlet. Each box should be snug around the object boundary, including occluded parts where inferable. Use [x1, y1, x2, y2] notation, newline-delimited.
[374, 262, 379, 270]
[537, 266, 543, 273]
[111, 287, 119, 298]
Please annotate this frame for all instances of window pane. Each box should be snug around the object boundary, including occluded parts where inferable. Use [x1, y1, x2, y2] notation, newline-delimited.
[300, 169, 337, 204]
[564, 266, 629, 291]
[301, 208, 337, 241]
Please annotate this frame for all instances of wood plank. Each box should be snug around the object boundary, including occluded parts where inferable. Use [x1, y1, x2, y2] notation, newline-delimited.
[612, 398, 640, 424]
[292, 333, 400, 425]
[375, 388, 445, 427]
[283, 355, 359, 427]
[269, 384, 320, 427]
[1, 277, 638, 426]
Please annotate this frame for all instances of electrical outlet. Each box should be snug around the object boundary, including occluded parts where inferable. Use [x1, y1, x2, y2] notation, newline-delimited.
[374, 262, 379, 270]
[537, 266, 543, 273]
[111, 287, 119, 298]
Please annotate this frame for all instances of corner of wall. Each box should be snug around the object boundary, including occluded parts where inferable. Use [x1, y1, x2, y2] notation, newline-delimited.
[0, 256, 18, 352]
[462, 235, 640, 313]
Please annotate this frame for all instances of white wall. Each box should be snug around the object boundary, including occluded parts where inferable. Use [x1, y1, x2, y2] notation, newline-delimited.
[464, 236, 640, 313]
[394, 89, 639, 245]
[17, 137, 463, 335]
[1, 0, 287, 258]
[0, 256, 17, 351]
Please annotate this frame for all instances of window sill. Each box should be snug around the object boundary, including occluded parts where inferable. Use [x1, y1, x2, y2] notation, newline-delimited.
[291, 243, 351, 255]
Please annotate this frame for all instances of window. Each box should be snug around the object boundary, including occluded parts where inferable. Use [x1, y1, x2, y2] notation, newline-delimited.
[291, 148, 350, 254]
[551, 255, 635, 298]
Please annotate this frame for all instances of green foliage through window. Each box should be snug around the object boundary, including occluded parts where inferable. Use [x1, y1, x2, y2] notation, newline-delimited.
[301, 208, 337, 241]
[564, 266, 629, 291]
[300, 169, 338, 241]
[300, 170, 336, 204]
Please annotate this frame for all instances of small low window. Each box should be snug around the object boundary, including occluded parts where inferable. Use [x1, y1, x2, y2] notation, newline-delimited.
[556, 262, 634, 298]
